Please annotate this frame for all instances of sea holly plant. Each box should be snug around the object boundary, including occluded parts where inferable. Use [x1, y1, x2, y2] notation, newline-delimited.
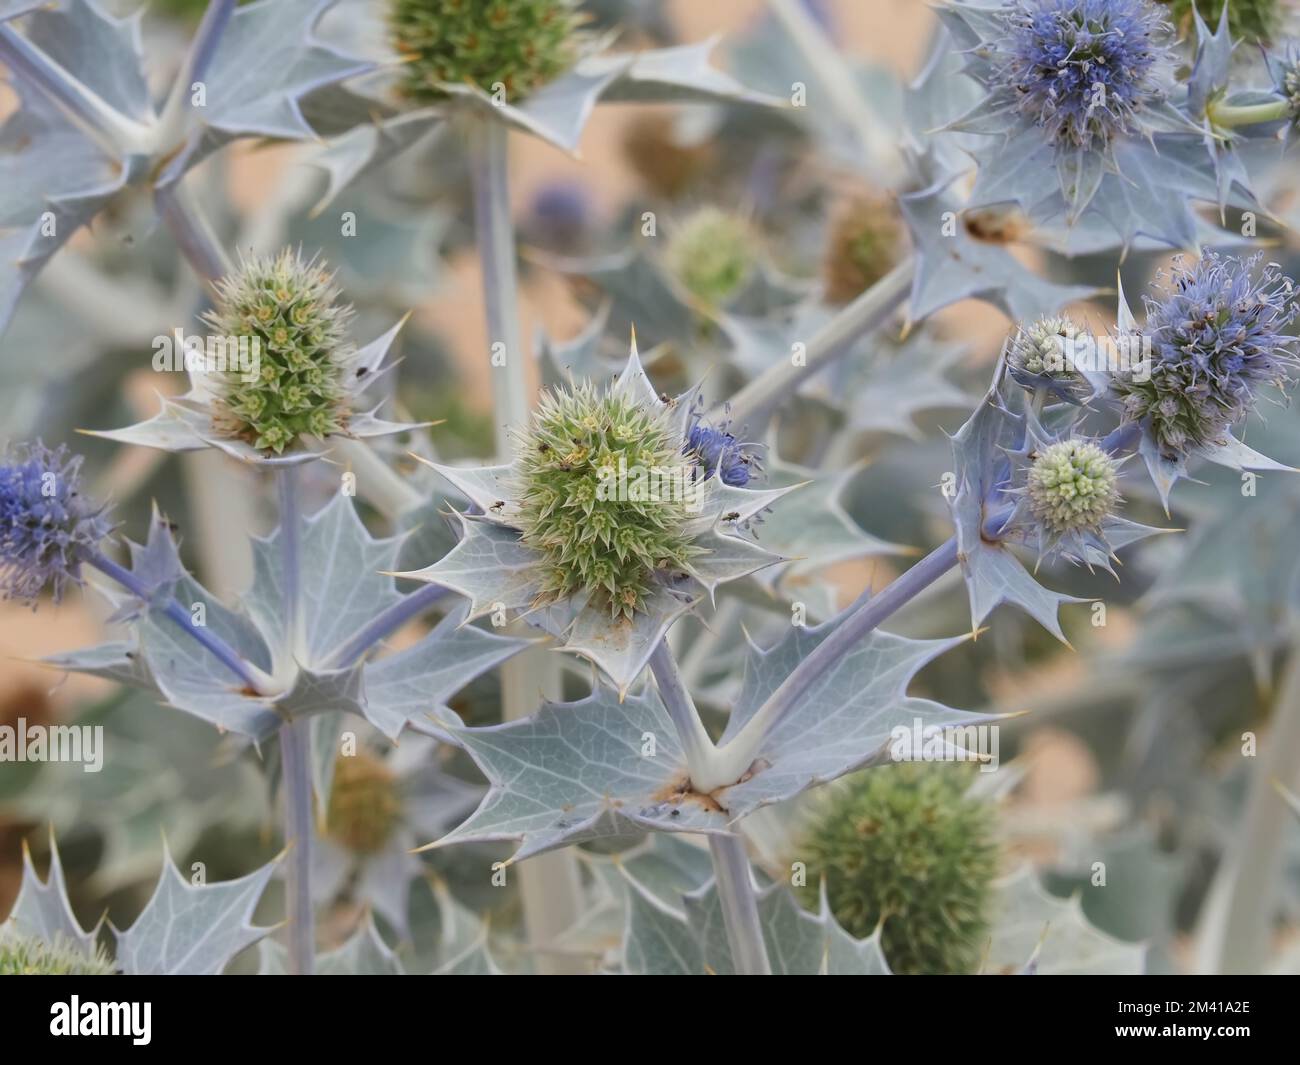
[1, 834, 281, 975]
[2, 438, 526, 973]
[7, 0, 1300, 986]
[396, 337, 795, 690]
[308, 0, 785, 205]
[89, 249, 424, 464]
[0, 0, 371, 328]
[935, 0, 1278, 247]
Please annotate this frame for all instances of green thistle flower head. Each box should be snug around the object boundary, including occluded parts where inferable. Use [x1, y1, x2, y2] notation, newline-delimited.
[1008, 314, 1084, 380]
[513, 382, 699, 621]
[326, 751, 403, 855]
[1162, 0, 1281, 43]
[203, 249, 354, 455]
[666, 208, 758, 308]
[800, 762, 999, 975]
[1026, 440, 1120, 536]
[0, 932, 115, 975]
[823, 194, 902, 305]
[390, 0, 583, 105]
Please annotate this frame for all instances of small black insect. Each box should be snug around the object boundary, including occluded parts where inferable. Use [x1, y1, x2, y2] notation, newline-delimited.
[489, 500, 506, 513]
[538, 442, 550, 453]
[721, 511, 740, 522]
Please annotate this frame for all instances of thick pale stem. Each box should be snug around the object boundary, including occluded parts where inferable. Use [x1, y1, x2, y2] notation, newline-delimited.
[468, 116, 530, 454]
[83, 550, 274, 694]
[708, 833, 772, 975]
[708, 537, 961, 790]
[1207, 98, 1293, 131]
[155, 0, 234, 153]
[274, 464, 315, 974]
[723, 259, 912, 430]
[327, 583, 449, 669]
[764, 0, 899, 177]
[648, 642, 721, 783]
[156, 183, 231, 284]
[333, 438, 424, 521]
[278, 466, 303, 654]
[1196, 648, 1300, 974]
[467, 113, 581, 969]
[279, 716, 316, 976]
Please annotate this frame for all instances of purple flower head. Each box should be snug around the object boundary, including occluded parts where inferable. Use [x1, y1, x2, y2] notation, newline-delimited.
[1117, 253, 1300, 455]
[525, 180, 592, 252]
[995, 0, 1173, 153]
[685, 410, 762, 487]
[0, 442, 111, 606]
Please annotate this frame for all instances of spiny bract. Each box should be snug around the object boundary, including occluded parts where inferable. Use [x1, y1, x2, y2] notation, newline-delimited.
[1027, 439, 1119, 535]
[822, 193, 902, 304]
[995, 0, 1173, 152]
[326, 751, 404, 855]
[203, 250, 354, 455]
[800, 762, 999, 975]
[666, 207, 758, 308]
[390, 0, 583, 105]
[0, 932, 116, 975]
[0, 443, 111, 606]
[1115, 253, 1299, 455]
[513, 383, 700, 621]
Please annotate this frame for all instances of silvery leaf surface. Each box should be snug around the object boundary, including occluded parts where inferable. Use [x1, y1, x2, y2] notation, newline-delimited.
[982, 866, 1146, 975]
[306, 109, 444, 213]
[48, 544, 283, 739]
[20, 0, 153, 122]
[528, 583, 695, 694]
[0, 833, 99, 956]
[621, 871, 889, 975]
[397, 515, 545, 620]
[361, 605, 528, 741]
[160, 0, 373, 182]
[434, 621, 979, 860]
[900, 176, 1098, 323]
[544, 248, 698, 349]
[749, 454, 908, 593]
[244, 492, 405, 666]
[427, 880, 502, 975]
[947, 381, 1088, 641]
[114, 849, 279, 975]
[0, 86, 132, 337]
[594, 38, 787, 108]
[259, 913, 403, 975]
[843, 332, 971, 439]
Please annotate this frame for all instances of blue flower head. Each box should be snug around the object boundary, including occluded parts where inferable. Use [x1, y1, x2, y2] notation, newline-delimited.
[1117, 253, 1300, 455]
[0, 443, 111, 606]
[685, 412, 761, 487]
[995, 0, 1173, 153]
[525, 180, 592, 251]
